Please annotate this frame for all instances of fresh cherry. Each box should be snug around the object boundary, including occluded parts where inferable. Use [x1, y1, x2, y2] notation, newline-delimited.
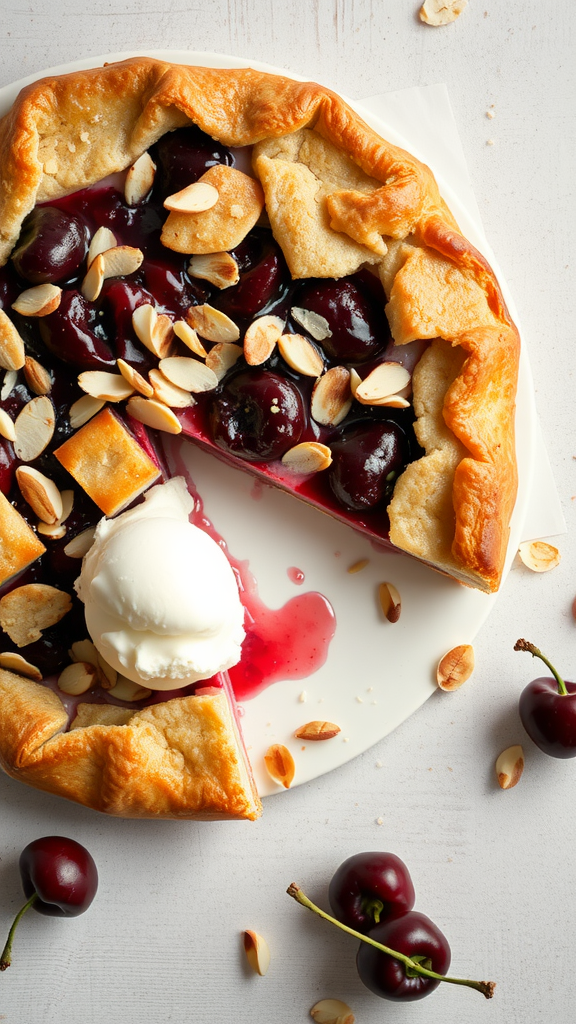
[328, 852, 415, 933]
[153, 125, 234, 199]
[328, 422, 407, 512]
[0, 837, 98, 970]
[356, 912, 451, 1001]
[515, 639, 576, 758]
[40, 290, 116, 370]
[210, 370, 304, 461]
[293, 277, 389, 363]
[11, 207, 88, 285]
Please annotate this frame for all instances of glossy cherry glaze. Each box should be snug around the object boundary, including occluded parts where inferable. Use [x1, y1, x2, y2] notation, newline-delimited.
[20, 836, 98, 917]
[11, 207, 89, 284]
[356, 912, 451, 1001]
[328, 852, 416, 933]
[210, 370, 305, 461]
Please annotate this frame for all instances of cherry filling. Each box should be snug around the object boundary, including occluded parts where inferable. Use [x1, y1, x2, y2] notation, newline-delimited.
[210, 370, 304, 461]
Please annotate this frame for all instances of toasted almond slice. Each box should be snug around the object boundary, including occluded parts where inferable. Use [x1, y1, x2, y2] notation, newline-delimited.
[57, 661, 98, 696]
[164, 181, 219, 213]
[291, 306, 332, 342]
[95, 652, 117, 690]
[117, 358, 154, 397]
[356, 362, 411, 405]
[0, 308, 26, 370]
[69, 394, 105, 429]
[102, 245, 144, 280]
[63, 526, 97, 558]
[173, 320, 208, 358]
[87, 226, 117, 268]
[378, 581, 401, 623]
[244, 315, 284, 366]
[132, 304, 174, 359]
[58, 489, 74, 525]
[78, 371, 135, 403]
[495, 745, 524, 790]
[148, 369, 196, 409]
[310, 998, 355, 1024]
[347, 558, 369, 574]
[13, 396, 55, 461]
[437, 644, 475, 690]
[188, 252, 240, 290]
[124, 152, 156, 206]
[349, 367, 362, 399]
[70, 639, 100, 668]
[264, 743, 295, 789]
[281, 441, 332, 474]
[243, 931, 270, 976]
[518, 540, 561, 573]
[205, 342, 243, 382]
[0, 652, 43, 681]
[16, 466, 63, 525]
[420, 0, 467, 27]
[0, 408, 16, 442]
[126, 396, 182, 434]
[37, 521, 66, 540]
[24, 356, 52, 396]
[0, 583, 72, 647]
[295, 721, 341, 741]
[12, 283, 62, 317]
[158, 356, 219, 393]
[1, 369, 18, 401]
[81, 252, 105, 301]
[367, 394, 411, 409]
[311, 367, 352, 427]
[107, 676, 152, 702]
[278, 333, 324, 377]
[187, 303, 240, 343]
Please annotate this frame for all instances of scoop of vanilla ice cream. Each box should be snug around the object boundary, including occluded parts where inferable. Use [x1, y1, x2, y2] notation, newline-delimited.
[75, 477, 245, 690]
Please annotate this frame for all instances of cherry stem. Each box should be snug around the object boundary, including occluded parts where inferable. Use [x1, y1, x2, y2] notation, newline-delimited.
[514, 639, 567, 696]
[362, 897, 385, 925]
[0, 893, 38, 971]
[286, 884, 495, 1000]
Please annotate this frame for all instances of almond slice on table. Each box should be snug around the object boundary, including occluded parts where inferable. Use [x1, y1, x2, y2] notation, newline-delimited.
[124, 152, 156, 206]
[148, 369, 196, 409]
[11, 284, 61, 317]
[518, 541, 561, 573]
[291, 306, 332, 342]
[264, 743, 295, 789]
[311, 367, 352, 427]
[117, 358, 154, 397]
[87, 226, 117, 268]
[78, 371, 134, 403]
[173, 320, 208, 359]
[13, 396, 55, 461]
[16, 466, 63, 525]
[495, 745, 524, 790]
[69, 394, 105, 429]
[243, 931, 270, 976]
[164, 181, 219, 213]
[0, 408, 16, 442]
[188, 252, 240, 289]
[278, 333, 324, 377]
[0, 584, 72, 647]
[0, 652, 43, 681]
[437, 644, 475, 690]
[158, 356, 218, 393]
[419, 0, 467, 27]
[295, 721, 341, 741]
[378, 581, 401, 623]
[281, 441, 332, 474]
[205, 342, 243, 381]
[126, 396, 182, 434]
[0, 308, 25, 370]
[57, 661, 98, 696]
[187, 303, 240, 343]
[63, 526, 97, 559]
[24, 356, 52, 396]
[310, 998, 355, 1024]
[244, 315, 284, 366]
[37, 488, 74, 538]
[1, 369, 18, 401]
[355, 362, 411, 406]
[132, 304, 174, 358]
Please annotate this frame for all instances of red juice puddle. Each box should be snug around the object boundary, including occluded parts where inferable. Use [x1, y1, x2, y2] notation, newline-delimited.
[287, 566, 305, 585]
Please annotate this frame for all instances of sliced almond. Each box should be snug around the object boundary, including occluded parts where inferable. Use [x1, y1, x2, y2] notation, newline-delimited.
[244, 315, 284, 366]
[63, 526, 97, 558]
[148, 368, 196, 409]
[132, 304, 175, 359]
[13, 396, 55, 461]
[243, 931, 270, 976]
[205, 342, 243, 381]
[57, 661, 98, 696]
[173, 320, 208, 358]
[0, 408, 16, 442]
[378, 581, 401, 623]
[356, 362, 411, 406]
[278, 333, 324, 377]
[0, 652, 42, 681]
[70, 638, 99, 668]
[349, 367, 362, 399]
[264, 743, 295, 789]
[437, 644, 475, 690]
[81, 252, 105, 301]
[0, 308, 26, 370]
[158, 356, 219, 394]
[311, 367, 352, 426]
[24, 356, 52, 396]
[188, 252, 240, 289]
[310, 998, 355, 1024]
[124, 152, 156, 206]
[78, 371, 135, 403]
[87, 226, 117, 268]
[37, 488, 74, 537]
[12, 283, 62, 317]
[518, 540, 561, 573]
[291, 307, 333, 342]
[295, 721, 341, 741]
[0, 584, 72, 647]
[164, 181, 219, 213]
[495, 744, 524, 790]
[96, 652, 117, 691]
[69, 394, 105, 429]
[103, 245, 144, 280]
[281, 441, 332, 474]
[126, 396, 182, 434]
[347, 558, 369, 574]
[107, 676, 152, 702]
[420, 0, 467, 27]
[117, 358, 154, 397]
[1, 369, 18, 401]
[16, 466, 63, 525]
[187, 303, 240, 343]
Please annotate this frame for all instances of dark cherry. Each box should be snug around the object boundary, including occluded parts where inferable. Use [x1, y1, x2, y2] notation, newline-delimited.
[328, 422, 407, 512]
[293, 277, 389, 363]
[356, 912, 451, 1002]
[101, 280, 157, 371]
[328, 852, 415, 934]
[0, 439, 16, 496]
[143, 259, 207, 318]
[210, 370, 304, 462]
[215, 244, 288, 320]
[40, 290, 116, 370]
[153, 125, 234, 199]
[11, 207, 88, 285]
[515, 639, 576, 758]
[0, 262, 21, 310]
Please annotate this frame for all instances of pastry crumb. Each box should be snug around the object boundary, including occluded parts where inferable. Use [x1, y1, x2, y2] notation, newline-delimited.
[375, 759, 383, 768]
[486, 110, 496, 119]
[299, 690, 307, 703]
[376, 816, 383, 825]
[355, 695, 364, 703]
[343, 737, 350, 743]
[486, 138, 495, 146]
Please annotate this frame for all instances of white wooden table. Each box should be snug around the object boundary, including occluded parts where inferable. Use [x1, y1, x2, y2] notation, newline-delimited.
[1, 3, 575, 1023]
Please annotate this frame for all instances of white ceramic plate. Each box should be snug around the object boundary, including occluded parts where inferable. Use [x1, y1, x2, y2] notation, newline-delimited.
[0, 52, 535, 798]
